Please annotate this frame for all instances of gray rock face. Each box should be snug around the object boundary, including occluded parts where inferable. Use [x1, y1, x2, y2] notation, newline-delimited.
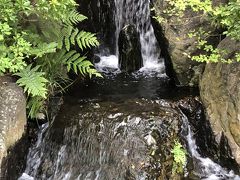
[152, 1, 224, 86]
[152, 0, 240, 167]
[0, 76, 27, 174]
[200, 37, 240, 165]
[118, 25, 143, 72]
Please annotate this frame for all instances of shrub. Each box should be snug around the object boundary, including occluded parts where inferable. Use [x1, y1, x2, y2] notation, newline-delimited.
[0, 0, 101, 118]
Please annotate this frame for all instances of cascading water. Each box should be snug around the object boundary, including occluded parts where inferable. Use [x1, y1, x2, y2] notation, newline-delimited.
[114, 0, 162, 69]
[96, 0, 165, 74]
[181, 113, 240, 180]
[19, 96, 240, 180]
[16, 1, 240, 179]
[19, 99, 184, 180]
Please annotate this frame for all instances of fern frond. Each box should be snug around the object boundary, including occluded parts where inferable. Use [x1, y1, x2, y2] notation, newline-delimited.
[58, 50, 102, 77]
[70, 28, 79, 45]
[62, 27, 99, 51]
[39, 17, 99, 52]
[63, 26, 73, 51]
[65, 10, 88, 26]
[76, 31, 99, 50]
[15, 65, 48, 98]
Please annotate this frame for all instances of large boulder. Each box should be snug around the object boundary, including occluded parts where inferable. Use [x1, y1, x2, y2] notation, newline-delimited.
[21, 98, 185, 179]
[0, 76, 27, 176]
[200, 37, 240, 165]
[118, 25, 143, 72]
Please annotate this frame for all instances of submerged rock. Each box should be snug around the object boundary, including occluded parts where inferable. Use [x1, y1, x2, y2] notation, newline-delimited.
[118, 25, 143, 72]
[21, 98, 185, 179]
[19, 93, 240, 179]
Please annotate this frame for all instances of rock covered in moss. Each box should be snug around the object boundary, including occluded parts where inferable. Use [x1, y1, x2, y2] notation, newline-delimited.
[118, 24, 143, 73]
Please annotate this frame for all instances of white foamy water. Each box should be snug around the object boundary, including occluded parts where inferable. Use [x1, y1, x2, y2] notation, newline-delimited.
[95, 0, 166, 74]
[18, 123, 49, 180]
[95, 55, 120, 74]
[182, 114, 240, 180]
[113, 0, 163, 67]
[18, 173, 34, 180]
[95, 55, 167, 77]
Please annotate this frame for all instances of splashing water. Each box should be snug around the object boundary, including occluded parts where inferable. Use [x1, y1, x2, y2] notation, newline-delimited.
[182, 113, 240, 180]
[95, 55, 119, 74]
[18, 99, 183, 179]
[96, 0, 165, 74]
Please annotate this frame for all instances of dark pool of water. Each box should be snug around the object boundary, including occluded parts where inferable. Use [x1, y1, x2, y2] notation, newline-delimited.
[66, 73, 199, 103]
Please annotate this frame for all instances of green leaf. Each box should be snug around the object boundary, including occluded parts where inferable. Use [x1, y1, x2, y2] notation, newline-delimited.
[15, 65, 48, 98]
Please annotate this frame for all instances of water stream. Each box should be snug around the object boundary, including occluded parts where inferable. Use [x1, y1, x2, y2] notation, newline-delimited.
[17, 0, 240, 179]
[18, 72, 240, 179]
[19, 97, 240, 179]
[181, 114, 240, 180]
[114, 0, 162, 68]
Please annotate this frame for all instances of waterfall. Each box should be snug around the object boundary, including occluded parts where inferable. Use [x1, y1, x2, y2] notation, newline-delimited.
[181, 113, 240, 180]
[19, 97, 240, 180]
[18, 99, 184, 180]
[114, 0, 160, 62]
[96, 0, 165, 74]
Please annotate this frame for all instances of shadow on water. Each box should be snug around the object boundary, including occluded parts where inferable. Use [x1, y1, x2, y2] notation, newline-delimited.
[67, 73, 199, 103]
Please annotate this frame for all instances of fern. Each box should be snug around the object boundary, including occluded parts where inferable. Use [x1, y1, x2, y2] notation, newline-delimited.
[62, 26, 99, 51]
[1, 0, 101, 119]
[27, 96, 45, 119]
[76, 31, 99, 50]
[53, 50, 102, 77]
[14, 65, 48, 98]
[64, 10, 88, 26]
[39, 11, 99, 52]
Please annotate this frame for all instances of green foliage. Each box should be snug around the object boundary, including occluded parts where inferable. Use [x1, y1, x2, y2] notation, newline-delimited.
[213, 1, 240, 40]
[154, 0, 240, 63]
[15, 65, 48, 98]
[171, 140, 187, 174]
[58, 50, 102, 78]
[27, 96, 46, 119]
[152, 0, 212, 25]
[62, 27, 99, 51]
[64, 10, 88, 26]
[0, 0, 101, 118]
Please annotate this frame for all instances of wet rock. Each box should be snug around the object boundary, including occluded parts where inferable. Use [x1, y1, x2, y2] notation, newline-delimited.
[24, 98, 185, 179]
[77, 0, 116, 55]
[1, 133, 29, 180]
[179, 97, 219, 159]
[118, 25, 143, 72]
[179, 97, 240, 172]
[0, 76, 27, 177]
[150, 12, 178, 85]
[200, 37, 240, 167]
[93, 55, 101, 63]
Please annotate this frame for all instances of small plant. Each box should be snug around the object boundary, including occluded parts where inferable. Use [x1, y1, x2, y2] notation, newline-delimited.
[171, 140, 187, 175]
